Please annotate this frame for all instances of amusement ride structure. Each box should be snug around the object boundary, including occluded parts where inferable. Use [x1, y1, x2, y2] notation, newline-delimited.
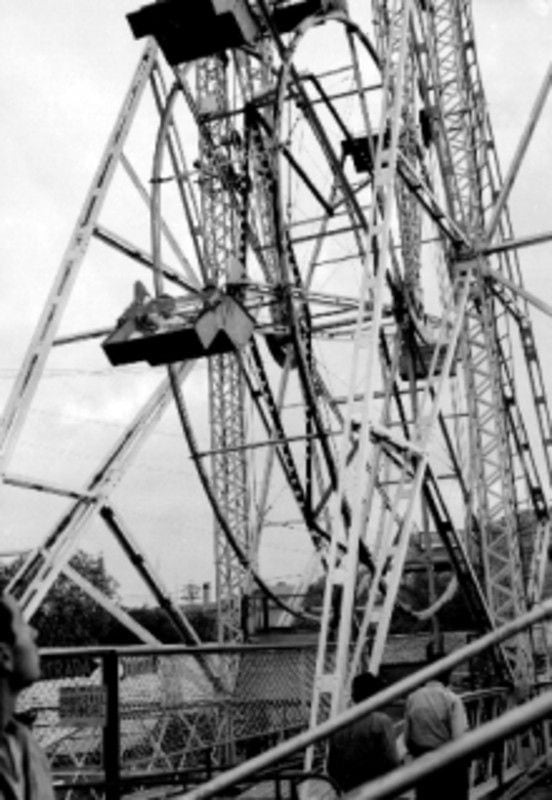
[2, 0, 552, 774]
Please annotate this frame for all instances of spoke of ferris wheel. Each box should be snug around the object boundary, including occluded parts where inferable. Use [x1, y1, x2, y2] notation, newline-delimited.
[197, 69, 382, 122]
[288, 78, 468, 258]
[151, 70, 210, 284]
[279, 24, 371, 232]
[485, 63, 552, 244]
[249, 354, 294, 562]
[485, 267, 552, 321]
[306, 16, 464, 281]
[118, 152, 201, 288]
[1, 473, 95, 502]
[396, 152, 468, 246]
[237, 341, 336, 549]
[93, 225, 198, 293]
[192, 429, 342, 459]
[483, 228, 552, 257]
[51, 328, 110, 345]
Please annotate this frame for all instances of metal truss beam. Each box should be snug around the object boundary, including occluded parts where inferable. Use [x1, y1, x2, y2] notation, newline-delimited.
[197, 55, 250, 644]
[8, 366, 195, 627]
[0, 42, 157, 472]
[419, 0, 538, 680]
[310, 0, 414, 726]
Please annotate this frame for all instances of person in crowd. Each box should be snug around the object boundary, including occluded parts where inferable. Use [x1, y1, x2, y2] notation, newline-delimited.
[0, 593, 54, 799]
[404, 648, 469, 800]
[327, 671, 400, 792]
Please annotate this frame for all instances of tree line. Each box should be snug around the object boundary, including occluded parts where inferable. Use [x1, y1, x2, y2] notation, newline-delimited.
[0, 552, 217, 647]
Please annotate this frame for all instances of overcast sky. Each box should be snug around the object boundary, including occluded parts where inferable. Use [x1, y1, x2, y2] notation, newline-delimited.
[1, 1, 552, 606]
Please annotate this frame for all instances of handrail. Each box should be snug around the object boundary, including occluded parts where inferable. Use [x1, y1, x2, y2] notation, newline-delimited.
[179, 598, 552, 799]
[346, 691, 552, 800]
[39, 640, 318, 659]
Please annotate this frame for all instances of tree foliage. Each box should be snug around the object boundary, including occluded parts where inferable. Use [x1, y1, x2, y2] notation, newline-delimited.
[0, 551, 129, 646]
[0, 550, 217, 646]
[27, 551, 128, 647]
[131, 604, 217, 643]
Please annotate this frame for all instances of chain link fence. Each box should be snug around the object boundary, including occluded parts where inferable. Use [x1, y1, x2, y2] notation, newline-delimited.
[16, 634, 551, 798]
[18, 643, 318, 798]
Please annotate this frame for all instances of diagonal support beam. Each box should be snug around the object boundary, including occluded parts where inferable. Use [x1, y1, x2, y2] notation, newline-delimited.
[0, 42, 157, 471]
[482, 228, 552, 257]
[62, 564, 159, 644]
[8, 364, 194, 618]
[100, 505, 203, 645]
[486, 266, 552, 320]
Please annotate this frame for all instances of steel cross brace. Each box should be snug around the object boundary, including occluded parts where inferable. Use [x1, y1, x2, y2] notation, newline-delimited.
[0, 42, 157, 472]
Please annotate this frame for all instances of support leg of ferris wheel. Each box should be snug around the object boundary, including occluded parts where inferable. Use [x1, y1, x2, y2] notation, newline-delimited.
[7, 365, 202, 636]
[308, 0, 413, 740]
[0, 41, 156, 472]
[0, 41, 212, 646]
[0, 39, 159, 614]
[359, 260, 475, 676]
[462, 66, 552, 682]
[416, 0, 537, 684]
[195, 52, 252, 645]
[5, 367, 227, 691]
[482, 62, 552, 610]
[485, 63, 552, 245]
[62, 561, 159, 644]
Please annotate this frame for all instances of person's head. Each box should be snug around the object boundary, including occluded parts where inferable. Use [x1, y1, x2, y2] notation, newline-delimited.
[351, 672, 384, 704]
[0, 595, 40, 692]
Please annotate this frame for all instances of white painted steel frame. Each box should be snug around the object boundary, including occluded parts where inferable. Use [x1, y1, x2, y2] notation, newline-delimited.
[425, 0, 536, 680]
[0, 40, 204, 645]
[2, 4, 552, 767]
[7, 366, 195, 624]
[197, 55, 251, 644]
[182, 599, 552, 800]
[0, 42, 157, 470]
[310, 0, 414, 726]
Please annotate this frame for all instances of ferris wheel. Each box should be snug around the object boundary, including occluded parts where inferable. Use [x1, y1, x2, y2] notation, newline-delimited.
[1, 0, 552, 723]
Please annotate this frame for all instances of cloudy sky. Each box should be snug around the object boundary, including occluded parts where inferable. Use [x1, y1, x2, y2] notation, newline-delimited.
[1, 0, 552, 606]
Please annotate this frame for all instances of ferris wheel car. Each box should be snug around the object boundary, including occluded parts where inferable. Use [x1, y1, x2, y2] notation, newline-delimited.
[102, 286, 255, 366]
[127, 0, 260, 64]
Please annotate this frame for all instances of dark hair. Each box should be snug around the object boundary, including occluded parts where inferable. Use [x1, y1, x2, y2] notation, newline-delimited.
[351, 672, 384, 703]
[0, 595, 16, 647]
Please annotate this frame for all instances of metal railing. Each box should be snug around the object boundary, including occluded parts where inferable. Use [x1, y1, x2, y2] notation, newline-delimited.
[19, 642, 317, 799]
[180, 599, 552, 799]
[17, 600, 552, 799]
